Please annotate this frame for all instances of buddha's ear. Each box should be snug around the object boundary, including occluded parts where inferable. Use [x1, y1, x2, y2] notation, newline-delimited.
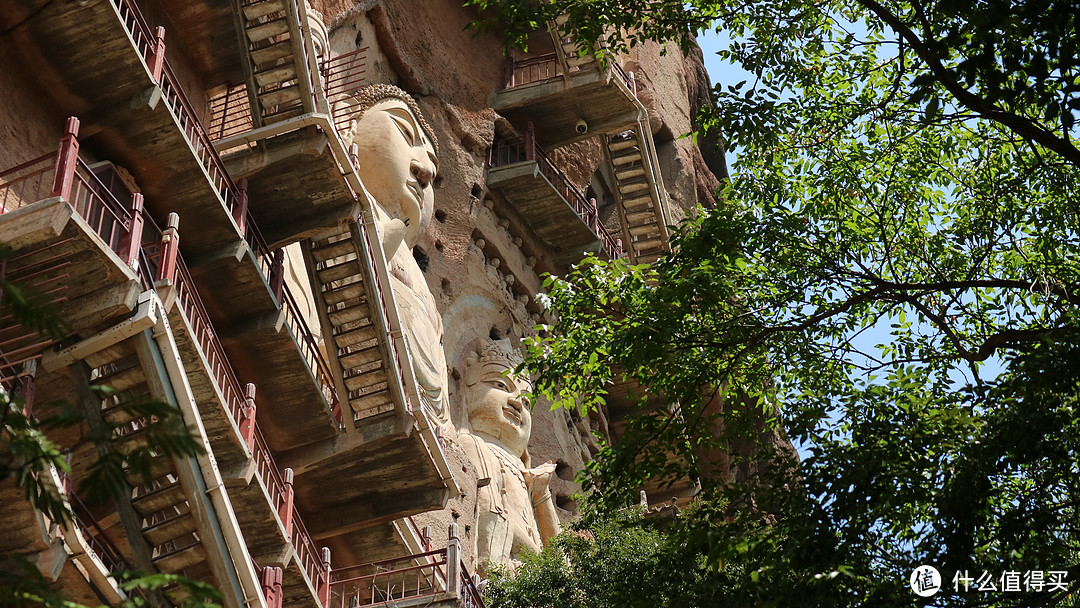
[335, 96, 362, 143]
[464, 350, 481, 386]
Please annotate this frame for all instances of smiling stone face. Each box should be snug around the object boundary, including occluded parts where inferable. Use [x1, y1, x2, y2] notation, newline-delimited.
[464, 340, 533, 459]
[349, 97, 438, 247]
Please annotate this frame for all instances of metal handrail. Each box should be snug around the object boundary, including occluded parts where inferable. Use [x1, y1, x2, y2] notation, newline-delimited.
[328, 549, 448, 608]
[505, 52, 560, 87]
[280, 285, 342, 425]
[487, 137, 623, 258]
[108, 0, 242, 221]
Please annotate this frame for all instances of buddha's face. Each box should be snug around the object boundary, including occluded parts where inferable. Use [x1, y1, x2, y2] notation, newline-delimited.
[351, 98, 438, 246]
[466, 364, 532, 458]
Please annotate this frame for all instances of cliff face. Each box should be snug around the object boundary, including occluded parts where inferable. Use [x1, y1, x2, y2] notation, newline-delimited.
[310, 0, 728, 572]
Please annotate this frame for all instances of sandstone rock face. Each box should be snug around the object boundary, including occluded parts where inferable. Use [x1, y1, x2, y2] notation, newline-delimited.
[311, 0, 728, 572]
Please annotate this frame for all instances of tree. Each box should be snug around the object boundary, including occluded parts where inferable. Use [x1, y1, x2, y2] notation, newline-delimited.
[467, 0, 1080, 605]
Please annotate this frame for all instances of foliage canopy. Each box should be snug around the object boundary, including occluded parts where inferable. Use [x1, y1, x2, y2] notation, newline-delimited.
[468, 0, 1080, 605]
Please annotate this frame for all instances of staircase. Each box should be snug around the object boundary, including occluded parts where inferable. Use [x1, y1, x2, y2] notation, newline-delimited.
[237, 0, 316, 126]
[604, 123, 670, 264]
[303, 224, 398, 425]
[550, 14, 600, 76]
[88, 342, 213, 581]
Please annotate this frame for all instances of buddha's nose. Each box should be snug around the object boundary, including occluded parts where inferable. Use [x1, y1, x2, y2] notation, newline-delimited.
[411, 160, 434, 188]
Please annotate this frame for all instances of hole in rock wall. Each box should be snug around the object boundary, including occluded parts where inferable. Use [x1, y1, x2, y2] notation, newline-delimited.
[413, 246, 429, 272]
[434, 239, 444, 252]
[434, 208, 448, 223]
[555, 460, 575, 482]
[471, 184, 483, 199]
[489, 327, 503, 340]
[555, 494, 577, 511]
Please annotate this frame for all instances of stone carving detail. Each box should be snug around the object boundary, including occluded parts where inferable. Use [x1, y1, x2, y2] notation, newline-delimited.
[457, 339, 559, 570]
[343, 84, 451, 427]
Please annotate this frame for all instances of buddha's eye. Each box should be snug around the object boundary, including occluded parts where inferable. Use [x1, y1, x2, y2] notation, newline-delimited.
[388, 111, 419, 145]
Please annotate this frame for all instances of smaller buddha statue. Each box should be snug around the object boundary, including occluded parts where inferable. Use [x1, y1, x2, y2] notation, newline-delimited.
[457, 339, 560, 571]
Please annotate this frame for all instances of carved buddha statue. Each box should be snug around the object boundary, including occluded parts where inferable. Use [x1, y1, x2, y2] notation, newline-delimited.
[343, 85, 451, 427]
[458, 339, 560, 571]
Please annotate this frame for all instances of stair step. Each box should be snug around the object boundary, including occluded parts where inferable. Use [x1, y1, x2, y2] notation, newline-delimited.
[318, 259, 361, 283]
[608, 138, 639, 152]
[616, 167, 646, 180]
[242, 0, 287, 21]
[102, 402, 142, 426]
[629, 224, 658, 237]
[112, 424, 151, 456]
[328, 304, 372, 327]
[126, 459, 176, 487]
[625, 209, 656, 224]
[344, 370, 387, 392]
[250, 40, 295, 66]
[633, 237, 664, 250]
[97, 364, 145, 393]
[239, 0, 285, 20]
[312, 239, 355, 262]
[622, 194, 653, 209]
[333, 323, 377, 347]
[258, 85, 302, 108]
[132, 481, 187, 517]
[620, 181, 649, 194]
[349, 391, 392, 413]
[262, 106, 305, 125]
[255, 62, 298, 89]
[324, 282, 366, 306]
[154, 541, 206, 572]
[339, 345, 383, 369]
[246, 17, 290, 43]
[612, 152, 641, 165]
[143, 512, 197, 546]
[554, 14, 570, 26]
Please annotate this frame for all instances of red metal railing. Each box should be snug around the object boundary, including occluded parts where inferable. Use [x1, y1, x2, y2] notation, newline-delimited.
[107, 0, 243, 220]
[502, 50, 635, 95]
[144, 220, 331, 601]
[280, 285, 343, 425]
[0, 151, 134, 253]
[504, 52, 560, 88]
[487, 136, 623, 258]
[328, 549, 447, 608]
[208, 84, 254, 142]
[460, 561, 485, 608]
[69, 491, 131, 574]
[322, 47, 370, 132]
[0, 153, 53, 213]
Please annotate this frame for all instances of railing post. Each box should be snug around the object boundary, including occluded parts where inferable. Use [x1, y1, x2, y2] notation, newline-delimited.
[148, 26, 167, 83]
[158, 213, 180, 283]
[50, 117, 80, 201]
[240, 382, 257, 453]
[17, 360, 37, 419]
[628, 70, 636, 96]
[504, 55, 514, 88]
[349, 143, 359, 171]
[261, 566, 283, 608]
[318, 547, 332, 607]
[270, 249, 285, 304]
[525, 122, 535, 162]
[422, 525, 433, 552]
[234, 178, 249, 235]
[120, 193, 145, 268]
[279, 467, 294, 536]
[446, 523, 461, 597]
